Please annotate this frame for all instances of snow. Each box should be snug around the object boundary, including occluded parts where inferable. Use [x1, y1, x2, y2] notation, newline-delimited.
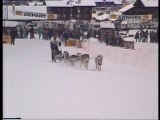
[141, 0, 158, 7]
[46, 0, 96, 7]
[15, 6, 47, 13]
[73, 0, 96, 6]
[28, 2, 44, 6]
[119, 3, 134, 12]
[3, 37, 158, 119]
[95, 0, 122, 4]
[46, 0, 71, 7]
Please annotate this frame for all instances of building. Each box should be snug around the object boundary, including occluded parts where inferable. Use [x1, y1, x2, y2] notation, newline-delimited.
[46, 0, 96, 21]
[119, 0, 158, 20]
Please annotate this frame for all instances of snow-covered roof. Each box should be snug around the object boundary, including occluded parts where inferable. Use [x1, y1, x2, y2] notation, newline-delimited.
[119, 3, 134, 12]
[15, 6, 47, 13]
[46, 0, 96, 7]
[73, 0, 96, 6]
[113, 0, 123, 4]
[119, 0, 158, 13]
[46, 0, 71, 7]
[28, 2, 44, 6]
[140, 0, 158, 7]
[3, 6, 47, 20]
[95, 0, 122, 4]
[100, 21, 115, 28]
[3, 21, 19, 27]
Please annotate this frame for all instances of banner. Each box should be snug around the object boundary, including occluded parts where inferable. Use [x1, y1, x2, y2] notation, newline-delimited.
[110, 14, 152, 22]
[15, 11, 57, 20]
[16, 11, 46, 18]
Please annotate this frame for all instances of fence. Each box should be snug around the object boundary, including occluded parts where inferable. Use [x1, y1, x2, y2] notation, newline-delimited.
[82, 39, 158, 70]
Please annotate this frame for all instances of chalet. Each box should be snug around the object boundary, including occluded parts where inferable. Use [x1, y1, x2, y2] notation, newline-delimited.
[119, 0, 158, 20]
[46, 0, 96, 20]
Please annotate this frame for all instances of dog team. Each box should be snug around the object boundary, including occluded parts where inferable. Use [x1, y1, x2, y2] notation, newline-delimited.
[54, 51, 103, 70]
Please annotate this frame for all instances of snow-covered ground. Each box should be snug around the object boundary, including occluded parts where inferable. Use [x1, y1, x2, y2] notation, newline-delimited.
[3, 37, 158, 119]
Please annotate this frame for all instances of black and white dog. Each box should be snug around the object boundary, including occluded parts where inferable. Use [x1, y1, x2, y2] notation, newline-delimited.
[63, 51, 69, 64]
[55, 51, 63, 62]
[95, 54, 103, 70]
[75, 53, 82, 67]
[80, 54, 90, 70]
[69, 55, 77, 67]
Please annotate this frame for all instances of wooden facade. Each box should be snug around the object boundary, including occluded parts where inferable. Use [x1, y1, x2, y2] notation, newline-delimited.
[95, 1, 123, 11]
[47, 6, 93, 20]
[122, 0, 158, 19]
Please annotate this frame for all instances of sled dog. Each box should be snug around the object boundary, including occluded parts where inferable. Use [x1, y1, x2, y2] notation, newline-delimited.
[76, 53, 82, 66]
[69, 55, 77, 67]
[55, 51, 63, 62]
[80, 54, 90, 70]
[95, 54, 103, 70]
[63, 51, 69, 64]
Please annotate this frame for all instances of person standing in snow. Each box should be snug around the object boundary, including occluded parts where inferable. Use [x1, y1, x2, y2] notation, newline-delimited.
[134, 31, 140, 42]
[20, 27, 23, 39]
[105, 32, 109, 45]
[37, 27, 42, 39]
[10, 28, 17, 45]
[145, 30, 149, 42]
[30, 27, 36, 39]
[50, 34, 61, 62]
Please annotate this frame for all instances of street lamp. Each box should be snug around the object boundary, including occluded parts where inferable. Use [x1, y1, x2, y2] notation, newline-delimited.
[76, 0, 81, 25]
[67, 0, 74, 20]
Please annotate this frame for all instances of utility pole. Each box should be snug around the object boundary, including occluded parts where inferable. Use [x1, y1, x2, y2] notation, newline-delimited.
[76, 0, 81, 25]
[7, 0, 8, 21]
[71, 0, 73, 19]
[67, 0, 74, 20]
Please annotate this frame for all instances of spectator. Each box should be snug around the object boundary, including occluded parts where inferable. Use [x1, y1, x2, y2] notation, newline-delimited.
[105, 32, 109, 45]
[155, 30, 158, 43]
[20, 27, 23, 39]
[30, 27, 36, 39]
[37, 27, 42, 39]
[134, 31, 140, 42]
[145, 30, 149, 42]
[115, 31, 120, 46]
[10, 28, 17, 45]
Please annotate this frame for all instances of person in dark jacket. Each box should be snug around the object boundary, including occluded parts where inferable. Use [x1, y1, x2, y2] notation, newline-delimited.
[10, 28, 17, 45]
[145, 30, 149, 42]
[105, 32, 109, 45]
[30, 27, 36, 39]
[134, 31, 140, 42]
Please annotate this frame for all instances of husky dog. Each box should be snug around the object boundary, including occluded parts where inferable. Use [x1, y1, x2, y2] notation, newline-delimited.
[63, 51, 69, 64]
[95, 54, 103, 70]
[80, 54, 90, 70]
[55, 51, 63, 62]
[75, 53, 82, 66]
[69, 55, 77, 67]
